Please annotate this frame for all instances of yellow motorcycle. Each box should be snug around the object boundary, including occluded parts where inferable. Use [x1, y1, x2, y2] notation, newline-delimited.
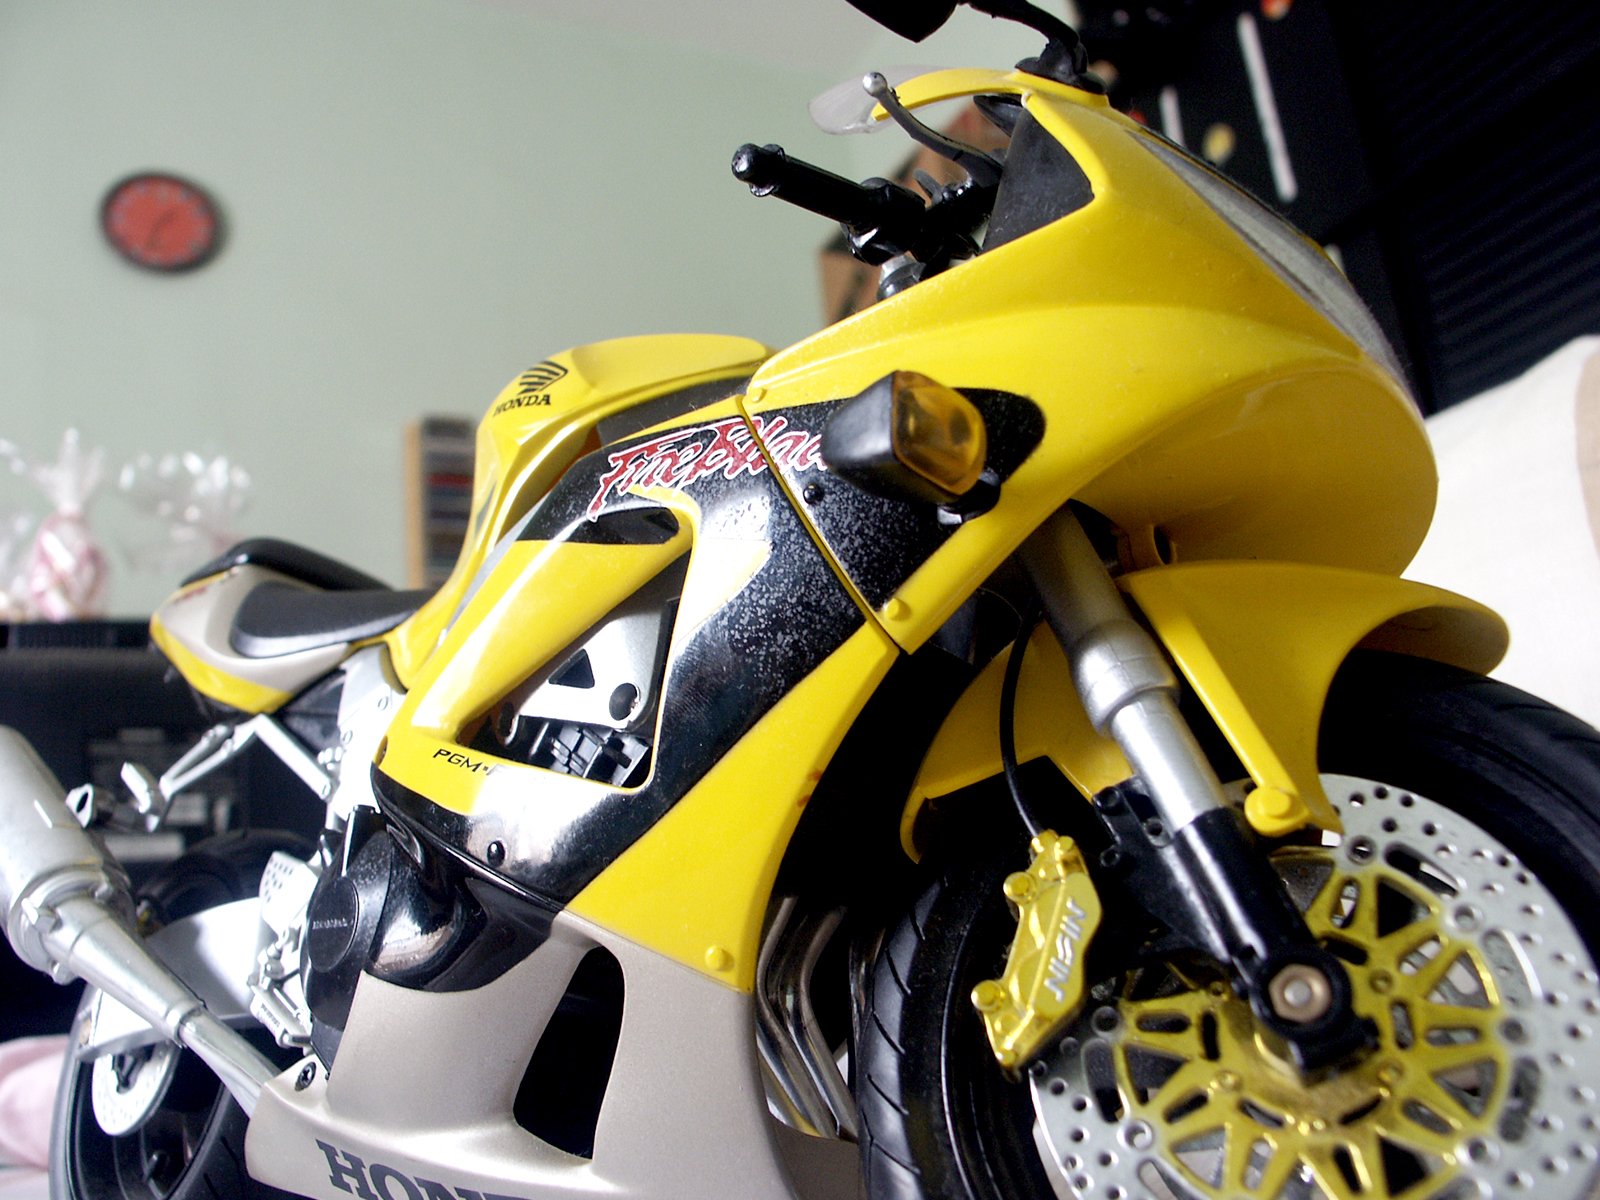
[5, 2, 1599, 1198]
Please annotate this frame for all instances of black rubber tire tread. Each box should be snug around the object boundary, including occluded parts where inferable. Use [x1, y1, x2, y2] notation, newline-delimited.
[1322, 651, 1600, 955]
[50, 1075, 296, 1200]
[857, 839, 1054, 1200]
[856, 650, 1600, 1199]
[858, 880, 938, 1200]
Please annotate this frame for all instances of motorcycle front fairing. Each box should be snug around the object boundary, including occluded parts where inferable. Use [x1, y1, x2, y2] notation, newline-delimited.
[749, 68, 1438, 629]
[372, 389, 902, 989]
[744, 68, 1507, 839]
[364, 61, 1510, 997]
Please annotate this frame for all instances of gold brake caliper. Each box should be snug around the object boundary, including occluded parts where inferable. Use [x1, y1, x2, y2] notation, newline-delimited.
[972, 830, 1104, 1072]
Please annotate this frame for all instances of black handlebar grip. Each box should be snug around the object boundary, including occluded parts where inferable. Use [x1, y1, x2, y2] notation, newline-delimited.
[731, 143, 789, 195]
[731, 142, 897, 228]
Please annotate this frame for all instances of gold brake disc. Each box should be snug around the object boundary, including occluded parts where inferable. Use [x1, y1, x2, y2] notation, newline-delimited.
[1029, 775, 1600, 1200]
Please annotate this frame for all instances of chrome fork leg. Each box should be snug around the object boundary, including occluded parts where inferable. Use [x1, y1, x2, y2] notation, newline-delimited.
[1020, 507, 1231, 834]
[1019, 507, 1373, 1070]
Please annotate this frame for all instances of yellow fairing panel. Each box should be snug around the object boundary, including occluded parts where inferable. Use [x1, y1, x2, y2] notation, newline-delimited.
[903, 623, 1129, 858]
[151, 607, 291, 713]
[386, 334, 769, 686]
[1124, 563, 1505, 835]
[383, 531, 693, 813]
[747, 81, 1433, 652]
[150, 567, 352, 714]
[568, 623, 897, 990]
[872, 66, 1108, 117]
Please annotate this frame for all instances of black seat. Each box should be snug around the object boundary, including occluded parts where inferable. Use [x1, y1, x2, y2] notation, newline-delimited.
[191, 539, 429, 659]
[229, 583, 431, 659]
[185, 538, 391, 592]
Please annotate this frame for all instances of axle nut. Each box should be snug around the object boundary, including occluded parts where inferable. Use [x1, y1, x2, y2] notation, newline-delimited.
[1268, 963, 1334, 1024]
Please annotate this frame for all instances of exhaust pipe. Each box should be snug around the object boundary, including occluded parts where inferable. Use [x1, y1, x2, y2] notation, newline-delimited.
[0, 725, 279, 1115]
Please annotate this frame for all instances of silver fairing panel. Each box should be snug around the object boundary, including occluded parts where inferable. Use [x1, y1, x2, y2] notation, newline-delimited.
[155, 564, 352, 701]
[245, 911, 814, 1200]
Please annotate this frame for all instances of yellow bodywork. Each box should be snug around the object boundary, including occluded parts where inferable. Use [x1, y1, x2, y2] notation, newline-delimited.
[905, 564, 1507, 854]
[147, 66, 1515, 1003]
[747, 72, 1434, 651]
[568, 624, 897, 990]
[903, 623, 1130, 859]
[150, 579, 295, 713]
[385, 334, 770, 687]
[1123, 563, 1506, 835]
[377, 534, 693, 810]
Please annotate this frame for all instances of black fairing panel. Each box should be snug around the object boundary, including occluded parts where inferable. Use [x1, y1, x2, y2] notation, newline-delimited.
[985, 110, 1095, 250]
[374, 410, 868, 909]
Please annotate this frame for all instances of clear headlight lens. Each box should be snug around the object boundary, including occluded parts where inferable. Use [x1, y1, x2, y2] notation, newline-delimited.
[1140, 135, 1411, 395]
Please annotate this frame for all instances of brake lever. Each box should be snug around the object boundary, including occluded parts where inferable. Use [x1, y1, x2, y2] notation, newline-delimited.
[863, 73, 1003, 190]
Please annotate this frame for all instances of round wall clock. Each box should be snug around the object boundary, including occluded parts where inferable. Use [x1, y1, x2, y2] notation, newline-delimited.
[100, 173, 222, 272]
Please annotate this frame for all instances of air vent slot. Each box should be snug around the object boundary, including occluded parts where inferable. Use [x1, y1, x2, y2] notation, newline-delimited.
[471, 545, 688, 788]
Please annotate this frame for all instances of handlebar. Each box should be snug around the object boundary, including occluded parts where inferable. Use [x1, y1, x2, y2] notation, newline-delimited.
[731, 143, 927, 264]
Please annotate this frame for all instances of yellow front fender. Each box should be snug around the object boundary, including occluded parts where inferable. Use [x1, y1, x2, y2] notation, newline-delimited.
[904, 562, 1507, 854]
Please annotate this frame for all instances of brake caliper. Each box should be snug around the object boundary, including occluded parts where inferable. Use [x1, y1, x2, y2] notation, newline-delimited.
[971, 830, 1103, 1072]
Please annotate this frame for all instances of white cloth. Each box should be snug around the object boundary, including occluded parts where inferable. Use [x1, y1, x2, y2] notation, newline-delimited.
[0, 1036, 66, 1171]
[1408, 337, 1600, 727]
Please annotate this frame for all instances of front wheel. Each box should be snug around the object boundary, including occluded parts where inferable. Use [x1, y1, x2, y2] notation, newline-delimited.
[856, 652, 1600, 1200]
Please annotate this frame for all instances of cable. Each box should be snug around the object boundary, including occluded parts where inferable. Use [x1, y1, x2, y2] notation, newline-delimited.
[1000, 603, 1047, 839]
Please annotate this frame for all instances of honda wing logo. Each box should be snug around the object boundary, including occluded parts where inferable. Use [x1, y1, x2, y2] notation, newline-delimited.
[492, 360, 568, 416]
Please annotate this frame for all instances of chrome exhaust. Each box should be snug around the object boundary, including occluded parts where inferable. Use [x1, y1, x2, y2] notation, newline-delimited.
[0, 725, 279, 1115]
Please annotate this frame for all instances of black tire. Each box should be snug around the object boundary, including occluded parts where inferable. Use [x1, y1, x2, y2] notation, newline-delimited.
[1320, 652, 1600, 952]
[50, 832, 306, 1200]
[857, 846, 1057, 1200]
[855, 651, 1600, 1199]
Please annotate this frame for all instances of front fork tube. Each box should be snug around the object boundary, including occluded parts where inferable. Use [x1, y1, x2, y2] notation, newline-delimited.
[1021, 509, 1373, 1071]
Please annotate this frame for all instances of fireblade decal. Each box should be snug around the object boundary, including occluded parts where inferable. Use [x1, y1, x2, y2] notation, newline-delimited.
[585, 414, 821, 519]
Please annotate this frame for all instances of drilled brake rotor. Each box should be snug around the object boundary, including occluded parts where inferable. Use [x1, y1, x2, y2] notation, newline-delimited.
[1030, 775, 1600, 1200]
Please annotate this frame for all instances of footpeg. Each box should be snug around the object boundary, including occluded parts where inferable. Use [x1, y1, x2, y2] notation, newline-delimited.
[971, 830, 1102, 1072]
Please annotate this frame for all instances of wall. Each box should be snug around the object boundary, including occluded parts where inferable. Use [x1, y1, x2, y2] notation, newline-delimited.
[837, 6, 1069, 179]
[0, 0, 851, 613]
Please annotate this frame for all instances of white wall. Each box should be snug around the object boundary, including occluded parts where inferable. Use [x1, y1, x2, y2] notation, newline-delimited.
[0, 0, 855, 612]
[836, 6, 1072, 178]
[0, 0, 1075, 616]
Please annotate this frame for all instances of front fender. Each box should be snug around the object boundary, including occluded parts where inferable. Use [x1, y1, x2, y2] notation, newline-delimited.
[903, 562, 1507, 854]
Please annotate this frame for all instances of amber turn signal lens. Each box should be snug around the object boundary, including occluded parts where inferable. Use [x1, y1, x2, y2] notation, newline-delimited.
[890, 372, 988, 499]
[820, 369, 990, 504]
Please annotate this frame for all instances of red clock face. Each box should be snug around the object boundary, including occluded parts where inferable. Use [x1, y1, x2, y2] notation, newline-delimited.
[101, 173, 221, 271]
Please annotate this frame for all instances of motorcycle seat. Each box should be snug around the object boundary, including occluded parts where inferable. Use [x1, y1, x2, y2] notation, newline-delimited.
[228, 582, 431, 659]
[185, 538, 428, 660]
[185, 537, 391, 592]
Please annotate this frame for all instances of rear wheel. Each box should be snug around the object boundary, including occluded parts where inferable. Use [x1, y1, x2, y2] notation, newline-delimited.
[856, 653, 1600, 1200]
[49, 832, 304, 1200]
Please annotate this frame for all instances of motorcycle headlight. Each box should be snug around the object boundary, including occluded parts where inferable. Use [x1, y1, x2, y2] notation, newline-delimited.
[1139, 135, 1410, 395]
